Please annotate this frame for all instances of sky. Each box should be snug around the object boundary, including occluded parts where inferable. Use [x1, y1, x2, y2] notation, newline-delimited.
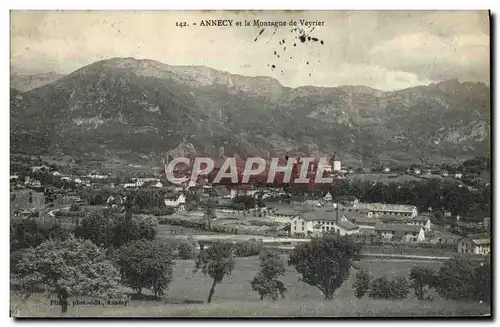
[10, 10, 490, 91]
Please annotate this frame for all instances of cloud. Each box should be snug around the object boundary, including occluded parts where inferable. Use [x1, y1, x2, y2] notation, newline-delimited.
[10, 10, 490, 91]
[368, 32, 489, 84]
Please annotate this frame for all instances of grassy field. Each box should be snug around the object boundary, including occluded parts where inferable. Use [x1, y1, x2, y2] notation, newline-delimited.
[10, 256, 490, 317]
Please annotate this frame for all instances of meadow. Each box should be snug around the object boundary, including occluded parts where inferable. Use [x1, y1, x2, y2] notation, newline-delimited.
[11, 256, 490, 317]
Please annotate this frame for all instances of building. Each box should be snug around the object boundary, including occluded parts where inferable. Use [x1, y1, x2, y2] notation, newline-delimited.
[383, 167, 391, 173]
[454, 173, 463, 179]
[366, 203, 418, 218]
[345, 214, 378, 231]
[457, 237, 490, 256]
[375, 224, 425, 242]
[290, 209, 360, 237]
[164, 193, 186, 211]
[323, 192, 332, 202]
[333, 161, 341, 172]
[414, 168, 421, 175]
[408, 215, 432, 232]
[441, 170, 449, 177]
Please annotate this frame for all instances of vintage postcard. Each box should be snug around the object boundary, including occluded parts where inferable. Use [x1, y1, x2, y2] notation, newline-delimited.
[10, 10, 491, 318]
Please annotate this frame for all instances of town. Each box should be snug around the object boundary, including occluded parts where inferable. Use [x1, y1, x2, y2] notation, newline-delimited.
[11, 153, 491, 255]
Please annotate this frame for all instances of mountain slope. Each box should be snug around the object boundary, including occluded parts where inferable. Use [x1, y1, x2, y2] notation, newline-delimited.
[10, 58, 490, 167]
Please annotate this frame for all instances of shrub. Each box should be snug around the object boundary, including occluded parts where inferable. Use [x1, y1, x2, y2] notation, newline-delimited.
[368, 276, 410, 300]
[177, 241, 198, 260]
[233, 239, 263, 257]
[353, 269, 371, 299]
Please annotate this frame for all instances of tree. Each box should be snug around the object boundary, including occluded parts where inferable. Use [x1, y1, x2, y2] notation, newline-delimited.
[434, 256, 477, 301]
[353, 268, 371, 299]
[288, 235, 361, 299]
[368, 276, 410, 300]
[10, 218, 69, 251]
[194, 242, 235, 303]
[177, 241, 198, 260]
[12, 234, 126, 313]
[409, 265, 435, 300]
[202, 198, 217, 231]
[114, 239, 174, 297]
[75, 212, 158, 248]
[251, 251, 287, 300]
[434, 256, 490, 302]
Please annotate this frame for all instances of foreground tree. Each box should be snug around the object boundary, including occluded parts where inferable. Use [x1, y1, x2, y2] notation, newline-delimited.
[288, 234, 361, 299]
[194, 242, 235, 303]
[352, 268, 371, 299]
[434, 256, 477, 301]
[251, 251, 287, 300]
[75, 211, 157, 248]
[409, 265, 435, 300]
[434, 256, 490, 302]
[114, 239, 174, 297]
[13, 234, 126, 313]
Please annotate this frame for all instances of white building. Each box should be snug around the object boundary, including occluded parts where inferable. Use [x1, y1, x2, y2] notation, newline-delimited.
[323, 192, 333, 202]
[366, 203, 418, 218]
[333, 161, 341, 172]
[457, 237, 490, 256]
[375, 224, 425, 242]
[290, 209, 360, 237]
[165, 193, 186, 211]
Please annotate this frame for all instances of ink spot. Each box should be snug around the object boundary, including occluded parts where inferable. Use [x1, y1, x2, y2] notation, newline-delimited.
[299, 35, 306, 43]
[312, 37, 319, 42]
[294, 43, 297, 47]
[320, 40, 324, 45]
[271, 65, 276, 69]
[306, 62, 309, 65]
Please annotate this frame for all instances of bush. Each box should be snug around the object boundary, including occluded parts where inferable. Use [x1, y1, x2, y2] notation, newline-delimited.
[177, 241, 198, 260]
[233, 239, 263, 257]
[353, 269, 371, 299]
[369, 276, 410, 300]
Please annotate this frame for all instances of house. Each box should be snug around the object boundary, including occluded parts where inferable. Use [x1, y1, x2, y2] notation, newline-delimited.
[378, 215, 410, 224]
[164, 193, 186, 211]
[375, 224, 425, 242]
[408, 215, 432, 231]
[441, 170, 449, 177]
[430, 234, 462, 245]
[31, 165, 49, 173]
[457, 237, 490, 256]
[332, 160, 341, 172]
[454, 173, 463, 179]
[345, 214, 378, 230]
[52, 171, 61, 176]
[335, 195, 359, 206]
[366, 203, 418, 218]
[383, 167, 391, 173]
[155, 182, 163, 188]
[290, 209, 359, 237]
[414, 168, 421, 175]
[323, 192, 333, 202]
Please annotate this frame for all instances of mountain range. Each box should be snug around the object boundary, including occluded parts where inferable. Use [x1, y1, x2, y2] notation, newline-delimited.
[10, 57, 491, 167]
